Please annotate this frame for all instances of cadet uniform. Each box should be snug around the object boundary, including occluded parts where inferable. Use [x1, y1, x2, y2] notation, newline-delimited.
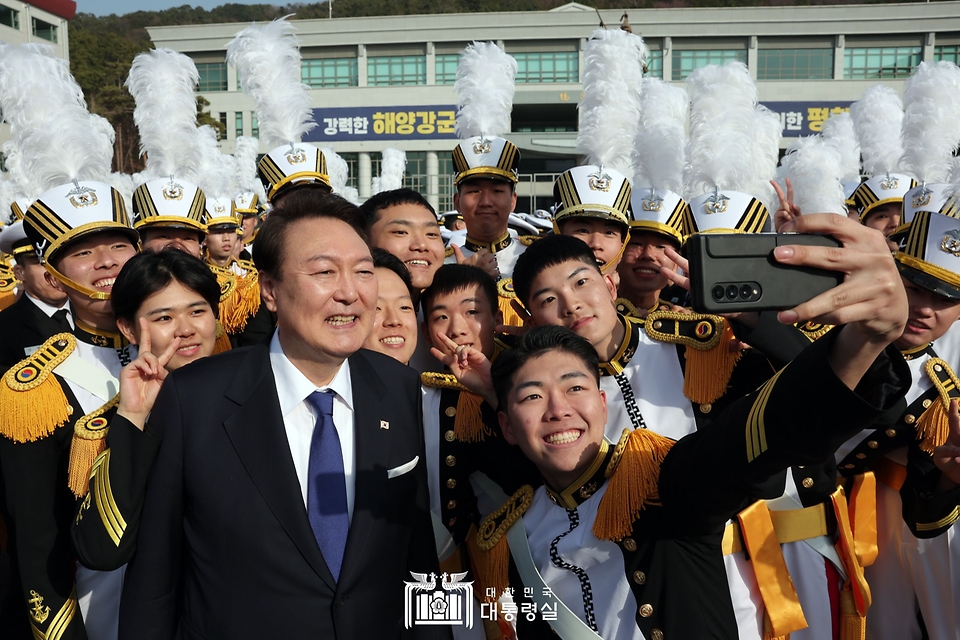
[0, 179, 139, 640]
[837, 211, 960, 640]
[475, 333, 908, 640]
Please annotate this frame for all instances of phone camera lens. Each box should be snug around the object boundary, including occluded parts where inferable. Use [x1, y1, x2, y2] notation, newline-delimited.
[740, 284, 754, 299]
[725, 285, 739, 300]
[712, 285, 725, 301]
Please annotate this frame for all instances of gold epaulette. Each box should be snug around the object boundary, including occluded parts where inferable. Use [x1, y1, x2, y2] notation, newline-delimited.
[208, 263, 238, 302]
[916, 358, 960, 454]
[0, 333, 75, 443]
[236, 258, 258, 274]
[645, 310, 741, 405]
[615, 297, 641, 318]
[421, 372, 491, 442]
[219, 267, 262, 334]
[795, 321, 833, 342]
[594, 429, 675, 541]
[496, 278, 526, 327]
[474, 485, 534, 601]
[517, 235, 541, 246]
[68, 395, 119, 497]
[421, 371, 467, 391]
[444, 245, 455, 258]
[0, 262, 15, 293]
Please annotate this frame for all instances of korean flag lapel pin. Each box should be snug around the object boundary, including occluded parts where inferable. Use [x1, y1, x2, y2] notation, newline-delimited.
[380, 420, 390, 430]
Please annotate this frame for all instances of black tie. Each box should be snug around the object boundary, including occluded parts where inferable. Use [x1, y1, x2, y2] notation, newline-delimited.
[51, 309, 72, 334]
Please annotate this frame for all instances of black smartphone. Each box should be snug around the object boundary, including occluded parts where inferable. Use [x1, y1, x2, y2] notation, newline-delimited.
[687, 233, 843, 314]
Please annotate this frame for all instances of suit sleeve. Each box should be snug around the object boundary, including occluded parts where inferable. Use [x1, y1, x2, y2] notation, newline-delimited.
[900, 439, 960, 538]
[661, 330, 909, 535]
[72, 415, 162, 570]
[0, 426, 86, 639]
[731, 312, 813, 369]
[117, 378, 184, 640]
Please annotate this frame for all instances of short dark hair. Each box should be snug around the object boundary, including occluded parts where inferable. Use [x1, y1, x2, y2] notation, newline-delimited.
[111, 248, 221, 324]
[513, 234, 599, 307]
[421, 264, 498, 319]
[491, 326, 600, 410]
[372, 247, 417, 301]
[253, 190, 367, 280]
[360, 188, 437, 228]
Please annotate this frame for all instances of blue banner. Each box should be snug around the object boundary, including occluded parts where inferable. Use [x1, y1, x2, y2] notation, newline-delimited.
[305, 105, 457, 142]
[760, 101, 853, 137]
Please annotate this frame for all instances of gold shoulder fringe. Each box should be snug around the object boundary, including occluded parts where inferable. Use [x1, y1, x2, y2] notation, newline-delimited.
[0, 333, 75, 443]
[68, 395, 119, 497]
[475, 484, 534, 601]
[645, 311, 741, 405]
[444, 245, 455, 258]
[517, 235, 541, 246]
[593, 428, 675, 541]
[497, 281, 525, 328]
[220, 269, 262, 334]
[916, 358, 960, 454]
[421, 371, 467, 392]
[213, 321, 232, 354]
[420, 373, 491, 442]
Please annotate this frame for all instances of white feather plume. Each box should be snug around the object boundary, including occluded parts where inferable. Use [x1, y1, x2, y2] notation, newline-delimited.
[194, 125, 236, 200]
[0, 43, 86, 139]
[374, 148, 407, 194]
[454, 42, 517, 139]
[898, 61, 960, 184]
[747, 105, 782, 212]
[125, 48, 202, 181]
[18, 112, 116, 192]
[633, 77, 687, 193]
[779, 136, 846, 216]
[2, 142, 36, 202]
[321, 147, 349, 195]
[850, 84, 903, 177]
[107, 172, 136, 209]
[0, 177, 18, 226]
[226, 16, 316, 149]
[820, 112, 861, 182]
[233, 136, 267, 202]
[683, 61, 758, 200]
[577, 28, 646, 182]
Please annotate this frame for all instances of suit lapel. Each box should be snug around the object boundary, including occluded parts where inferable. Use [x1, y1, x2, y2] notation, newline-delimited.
[339, 351, 389, 582]
[222, 345, 337, 590]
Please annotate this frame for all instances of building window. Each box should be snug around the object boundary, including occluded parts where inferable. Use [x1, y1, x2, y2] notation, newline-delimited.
[197, 62, 228, 92]
[758, 49, 834, 80]
[512, 52, 578, 83]
[251, 112, 259, 138]
[844, 46, 921, 79]
[0, 5, 19, 29]
[31, 17, 57, 43]
[436, 54, 459, 85]
[645, 50, 663, 78]
[367, 55, 426, 86]
[672, 49, 746, 81]
[235, 112, 244, 138]
[217, 113, 227, 140]
[935, 45, 960, 65]
[302, 58, 358, 88]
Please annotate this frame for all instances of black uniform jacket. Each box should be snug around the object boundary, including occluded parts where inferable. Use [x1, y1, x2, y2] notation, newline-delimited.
[118, 345, 449, 640]
[509, 331, 908, 639]
[0, 294, 67, 370]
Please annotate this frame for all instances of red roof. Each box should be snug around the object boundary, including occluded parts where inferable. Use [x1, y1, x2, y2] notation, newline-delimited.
[27, 0, 77, 20]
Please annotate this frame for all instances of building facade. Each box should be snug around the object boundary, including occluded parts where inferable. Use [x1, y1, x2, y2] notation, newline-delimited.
[149, 1, 960, 213]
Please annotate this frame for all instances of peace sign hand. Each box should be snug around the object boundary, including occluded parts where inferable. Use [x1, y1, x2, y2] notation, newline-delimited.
[117, 318, 181, 431]
[430, 331, 498, 408]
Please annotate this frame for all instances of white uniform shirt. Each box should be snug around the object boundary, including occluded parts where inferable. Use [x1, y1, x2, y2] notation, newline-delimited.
[444, 229, 527, 279]
[269, 331, 357, 520]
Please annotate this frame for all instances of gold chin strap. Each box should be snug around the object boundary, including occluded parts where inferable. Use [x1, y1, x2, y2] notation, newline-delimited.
[45, 262, 111, 301]
[600, 230, 630, 275]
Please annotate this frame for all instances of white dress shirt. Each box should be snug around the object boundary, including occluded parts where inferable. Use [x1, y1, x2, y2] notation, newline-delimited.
[24, 291, 68, 318]
[269, 331, 356, 521]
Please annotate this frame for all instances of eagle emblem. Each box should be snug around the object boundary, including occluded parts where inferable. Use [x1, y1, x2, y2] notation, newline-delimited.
[472, 138, 492, 155]
[162, 181, 184, 201]
[940, 230, 960, 257]
[880, 174, 900, 191]
[66, 183, 98, 209]
[285, 147, 307, 165]
[588, 170, 612, 192]
[704, 190, 729, 215]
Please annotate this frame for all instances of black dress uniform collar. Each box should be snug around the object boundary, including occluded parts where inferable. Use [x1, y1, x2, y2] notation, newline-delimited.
[900, 343, 934, 361]
[599, 315, 641, 377]
[545, 440, 612, 509]
[464, 231, 512, 254]
[74, 317, 127, 349]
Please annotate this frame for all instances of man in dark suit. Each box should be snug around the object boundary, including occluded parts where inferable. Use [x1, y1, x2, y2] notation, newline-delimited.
[119, 190, 448, 639]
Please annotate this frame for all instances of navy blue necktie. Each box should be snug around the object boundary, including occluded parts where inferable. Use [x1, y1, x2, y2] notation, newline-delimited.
[305, 390, 349, 581]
